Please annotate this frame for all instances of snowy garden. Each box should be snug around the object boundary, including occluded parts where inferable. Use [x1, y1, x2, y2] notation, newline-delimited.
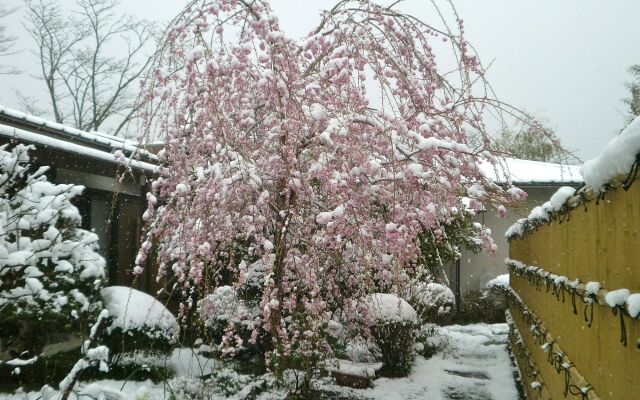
[0, 0, 639, 399]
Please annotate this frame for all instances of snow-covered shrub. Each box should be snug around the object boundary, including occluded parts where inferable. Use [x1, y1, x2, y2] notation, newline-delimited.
[0, 144, 106, 357]
[198, 282, 266, 364]
[365, 293, 417, 377]
[406, 282, 456, 325]
[459, 288, 507, 324]
[414, 323, 449, 358]
[237, 256, 272, 303]
[200, 286, 238, 338]
[486, 274, 509, 290]
[168, 369, 262, 400]
[100, 286, 179, 356]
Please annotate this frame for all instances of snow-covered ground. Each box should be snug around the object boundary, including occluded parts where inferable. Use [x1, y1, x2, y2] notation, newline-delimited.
[0, 324, 520, 400]
[324, 323, 520, 400]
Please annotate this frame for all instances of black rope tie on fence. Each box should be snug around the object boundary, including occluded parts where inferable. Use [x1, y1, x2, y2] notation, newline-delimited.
[568, 384, 593, 400]
[622, 154, 640, 190]
[577, 189, 589, 212]
[560, 362, 574, 398]
[549, 349, 564, 368]
[554, 283, 566, 303]
[538, 274, 546, 291]
[611, 305, 628, 347]
[570, 287, 578, 315]
[582, 294, 595, 328]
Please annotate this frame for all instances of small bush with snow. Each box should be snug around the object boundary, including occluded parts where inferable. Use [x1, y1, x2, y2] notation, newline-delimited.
[0, 144, 106, 359]
[100, 286, 179, 355]
[168, 368, 264, 400]
[406, 282, 456, 325]
[458, 288, 507, 324]
[365, 293, 417, 377]
[199, 283, 265, 359]
[414, 323, 449, 358]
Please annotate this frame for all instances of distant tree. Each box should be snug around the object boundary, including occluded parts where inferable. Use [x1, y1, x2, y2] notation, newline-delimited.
[0, 5, 19, 74]
[624, 64, 640, 121]
[22, 0, 157, 135]
[493, 115, 578, 164]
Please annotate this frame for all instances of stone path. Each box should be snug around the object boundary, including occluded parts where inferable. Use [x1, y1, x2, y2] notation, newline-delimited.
[436, 324, 519, 400]
[326, 323, 521, 400]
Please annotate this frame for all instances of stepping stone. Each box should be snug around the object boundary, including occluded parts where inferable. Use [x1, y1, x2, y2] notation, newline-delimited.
[442, 385, 493, 400]
[454, 351, 495, 360]
[445, 369, 490, 380]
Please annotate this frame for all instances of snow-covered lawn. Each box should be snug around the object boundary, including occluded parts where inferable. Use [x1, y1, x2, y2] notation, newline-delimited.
[0, 324, 519, 400]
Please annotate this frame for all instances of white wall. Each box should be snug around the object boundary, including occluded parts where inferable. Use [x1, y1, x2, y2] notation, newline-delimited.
[456, 186, 569, 301]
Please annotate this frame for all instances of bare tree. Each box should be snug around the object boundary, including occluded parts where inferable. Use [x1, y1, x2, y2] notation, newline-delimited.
[492, 114, 581, 164]
[624, 64, 640, 122]
[0, 5, 19, 74]
[23, 0, 156, 135]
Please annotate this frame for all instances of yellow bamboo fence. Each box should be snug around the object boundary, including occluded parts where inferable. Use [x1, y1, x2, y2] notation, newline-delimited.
[506, 177, 640, 400]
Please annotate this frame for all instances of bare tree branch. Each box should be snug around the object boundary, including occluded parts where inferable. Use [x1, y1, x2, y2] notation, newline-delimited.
[22, 0, 158, 136]
[0, 5, 20, 74]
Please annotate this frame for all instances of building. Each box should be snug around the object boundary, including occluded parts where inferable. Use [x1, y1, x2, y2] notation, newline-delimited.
[445, 158, 583, 306]
[0, 106, 158, 290]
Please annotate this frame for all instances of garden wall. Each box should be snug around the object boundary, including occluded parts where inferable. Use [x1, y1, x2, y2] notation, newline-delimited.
[506, 180, 640, 400]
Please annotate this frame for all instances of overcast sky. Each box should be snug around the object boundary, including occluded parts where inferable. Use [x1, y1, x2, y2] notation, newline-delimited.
[1, 0, 639, 161]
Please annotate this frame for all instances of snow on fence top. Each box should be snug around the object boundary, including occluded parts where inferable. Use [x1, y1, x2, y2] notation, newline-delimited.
[506, 116, 640, 240]
[479, 157, 582, 185]
[581, 116, 640, 190]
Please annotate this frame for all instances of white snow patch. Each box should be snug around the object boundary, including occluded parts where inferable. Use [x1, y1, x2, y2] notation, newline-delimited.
[581, 116, 640, 190]
[627, 293, 640, 318]
[585, 282, 601, 296]
[101, 286, 179, 342]
[480, 158, 582, 185]
[605, 288, 631, 308]
[365, 293, 417, 324]
[486, 274, 509, 288]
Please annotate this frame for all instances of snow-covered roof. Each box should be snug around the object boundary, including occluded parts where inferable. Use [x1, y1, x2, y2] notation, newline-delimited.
[480, 158, 582, 185]
[0, 105, 157, 173]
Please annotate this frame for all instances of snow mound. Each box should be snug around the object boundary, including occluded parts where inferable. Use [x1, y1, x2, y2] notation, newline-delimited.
[626, 293, 640, 318]
[199, 286, 238, 326]
[101, 286, 179, 342]
[581, 116, 640, 190]
[411, 283, 455, 310]
[486, 274, 509, 288]
[605, 288, 630, 308]
[366, 293, 417, 324]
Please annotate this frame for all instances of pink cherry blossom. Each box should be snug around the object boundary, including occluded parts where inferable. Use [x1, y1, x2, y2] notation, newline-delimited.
[134, 0, 527, 376]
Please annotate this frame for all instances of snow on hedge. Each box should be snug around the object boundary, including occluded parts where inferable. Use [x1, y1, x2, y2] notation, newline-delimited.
[0, 144, 106, 324]
[199, 285, 239, 327]
[581, 116, 640, 190]
[365, 293, 417, 324]
[486, 274, 510, 289]
[101, 286, 179, 342]
[408, 282, 455, 318]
